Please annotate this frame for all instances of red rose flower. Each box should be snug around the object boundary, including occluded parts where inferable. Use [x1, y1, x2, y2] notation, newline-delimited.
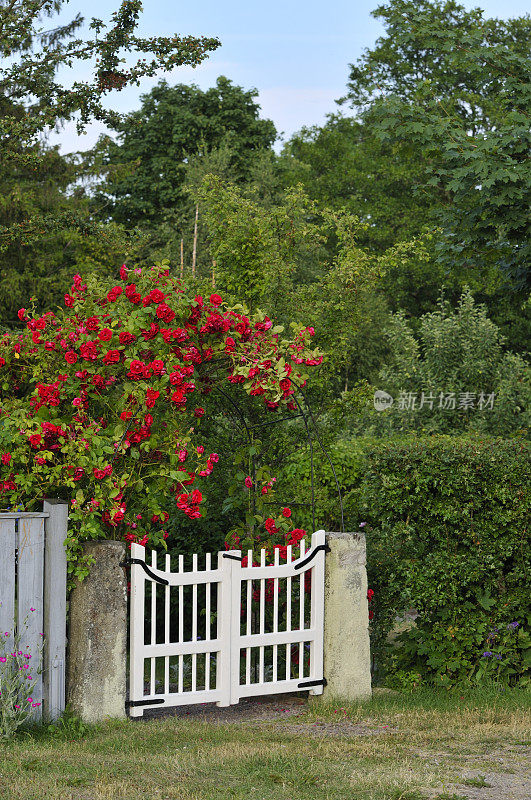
[29, 434, 42, 449]
[282, 507, 292, 518]
[156, 303, 175, 323]
[244, 476, 253, 488]
[194, 407, 205, 418]
[171, 389, 186, 404]
[107, 286, 123, 302]
[119, 331, 136, 345]
[79, 341, 98, 361]
[145, 389, 160, 408]
[150, 359, 165, 375]
[128, 359, 147, 379]
[149, 289, 165, 304]
[98, 328, 113, 342]
[103, 350, 120, 365]
[141, 323, 159, 340]
[1, 453, 12, 465]
[65, 351, 78, 364]
[210, 293, 222, 306]
[85, 316, 100, 332]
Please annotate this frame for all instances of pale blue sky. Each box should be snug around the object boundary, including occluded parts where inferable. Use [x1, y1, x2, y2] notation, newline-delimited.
[49, 0, 531, 153]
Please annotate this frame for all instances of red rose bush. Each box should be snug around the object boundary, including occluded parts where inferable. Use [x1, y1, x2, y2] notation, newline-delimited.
[0, 263, 321, 578]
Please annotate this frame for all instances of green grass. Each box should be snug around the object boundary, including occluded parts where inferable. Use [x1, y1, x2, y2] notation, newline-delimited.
[1, 687, 529, 800]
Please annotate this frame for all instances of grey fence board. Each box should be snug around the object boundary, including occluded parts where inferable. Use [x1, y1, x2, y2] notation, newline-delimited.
[0, 519, 16, 652]
[16, 516, 45, 716]
[43, 500, 68, 720]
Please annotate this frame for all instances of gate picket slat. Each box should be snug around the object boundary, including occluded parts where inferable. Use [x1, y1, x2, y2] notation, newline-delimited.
[299, 539, 306, 679]
[286, 544, 292, 680]
[164, 553, 170, 695]
[191, 553, 198, 693]
[129, 543, 146, 718]
[308, 530, 326, 695]
[178, 554, 184, 695]
[245, 550, 252, 686]
[272, 548, 279, 683]
[258, 549, 265, 685]
[205, 552, 211, 691]
[150, 550, 157, 696]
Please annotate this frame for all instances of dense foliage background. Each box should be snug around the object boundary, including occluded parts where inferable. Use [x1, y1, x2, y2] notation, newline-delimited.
[1, 0, 529, 686]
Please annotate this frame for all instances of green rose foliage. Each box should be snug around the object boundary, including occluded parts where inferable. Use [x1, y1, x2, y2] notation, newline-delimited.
[0, 262, 321, 580]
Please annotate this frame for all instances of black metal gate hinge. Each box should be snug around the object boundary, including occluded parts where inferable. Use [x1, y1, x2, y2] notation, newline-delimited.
[120, 558, 169, 586]
[294, 543, 330, 571]
[126, 698, 165, 708]
[297, 678, 327, 689]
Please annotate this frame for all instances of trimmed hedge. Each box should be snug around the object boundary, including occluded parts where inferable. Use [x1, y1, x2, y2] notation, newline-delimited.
[359, 436, 530, 686]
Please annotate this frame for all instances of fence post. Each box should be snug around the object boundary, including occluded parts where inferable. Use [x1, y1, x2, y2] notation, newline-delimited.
[42, 499, 68, 722]
[67, 540, 127, 723]
[315, 531, 372, 703]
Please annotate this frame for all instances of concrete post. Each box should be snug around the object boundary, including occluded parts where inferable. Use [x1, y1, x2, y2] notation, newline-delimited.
[67, 540, 127, 723]
[318, 531, 372, 702]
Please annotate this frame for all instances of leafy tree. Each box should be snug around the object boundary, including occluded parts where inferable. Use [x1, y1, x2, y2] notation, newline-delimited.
[193, 176, 448, 398]
[90, 77, 277, 228]
[279, 113, 438, 254]
[0, 99, 133, 324]
[194, 177, 325, 315]
[343, 0, 531, 290]
[0, 0, 219, 322]
[372, 289, 530, 436]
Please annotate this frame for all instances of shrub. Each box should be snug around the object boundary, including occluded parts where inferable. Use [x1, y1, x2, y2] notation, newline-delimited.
[0, 263, 321, 580]
[359, 436, 530, 686]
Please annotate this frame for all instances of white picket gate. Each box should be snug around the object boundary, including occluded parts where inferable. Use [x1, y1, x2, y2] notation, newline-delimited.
[128, 530, 327, 716]
[0, 501, 68, 721]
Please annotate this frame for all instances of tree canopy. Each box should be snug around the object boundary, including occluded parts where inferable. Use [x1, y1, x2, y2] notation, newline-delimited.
[91, 77, 277, 227]
[343, 0, 531, 289]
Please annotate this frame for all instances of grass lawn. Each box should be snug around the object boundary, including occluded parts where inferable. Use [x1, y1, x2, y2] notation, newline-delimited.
[1, 687, 529, 800]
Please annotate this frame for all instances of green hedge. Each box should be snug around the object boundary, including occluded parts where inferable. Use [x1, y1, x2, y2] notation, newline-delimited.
[280, 434, 530, 686]
[359, 436, 530, 686]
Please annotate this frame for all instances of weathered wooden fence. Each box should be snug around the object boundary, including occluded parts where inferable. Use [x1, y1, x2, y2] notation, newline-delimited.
[0, 500, 68, 721]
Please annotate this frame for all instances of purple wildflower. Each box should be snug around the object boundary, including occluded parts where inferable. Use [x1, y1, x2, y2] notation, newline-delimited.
[482, 651, 492, 658]
[508, 621, 519, 630]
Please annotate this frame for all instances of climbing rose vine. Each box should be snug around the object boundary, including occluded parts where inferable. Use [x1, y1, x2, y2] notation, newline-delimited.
[0, 263, 321, 578]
